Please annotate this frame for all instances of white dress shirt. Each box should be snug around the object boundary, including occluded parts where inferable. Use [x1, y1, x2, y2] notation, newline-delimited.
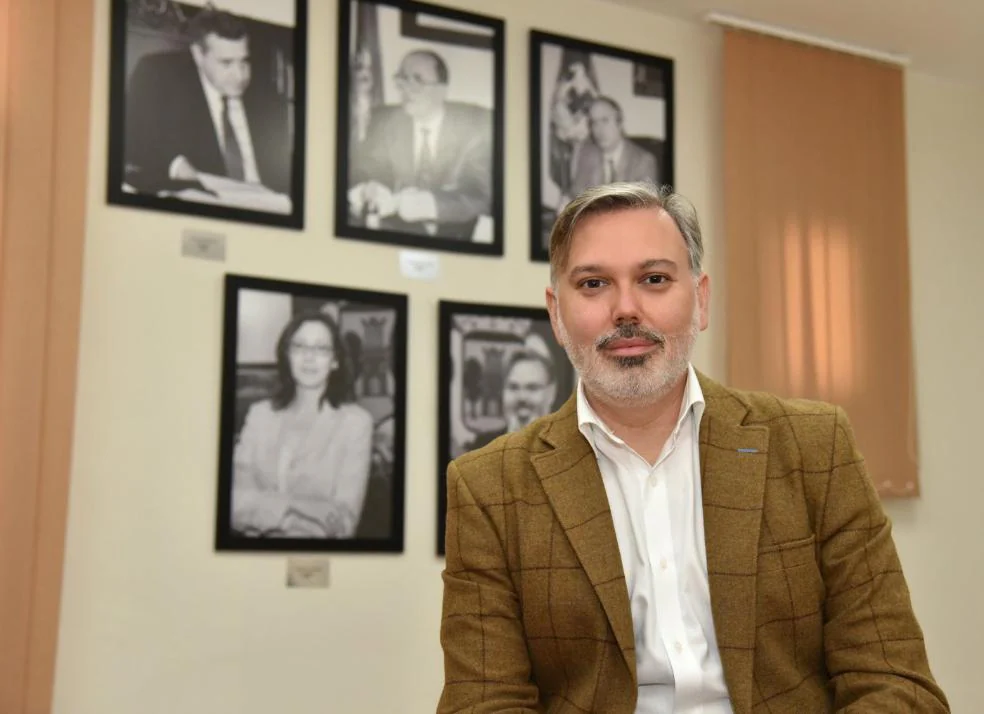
[195, 71, 261, 184]
[577, 364, 733, 713]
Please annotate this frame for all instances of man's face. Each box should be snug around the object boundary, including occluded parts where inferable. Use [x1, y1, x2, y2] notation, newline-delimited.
[588, 101, 623, 152]
[546, 207, 709, 406]
[502, 358, 555, 431]
[395, 53, 447, 119]
[192, 34, 251, 97]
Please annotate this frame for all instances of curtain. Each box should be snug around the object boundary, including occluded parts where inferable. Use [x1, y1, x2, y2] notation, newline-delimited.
[0, 0, 93, 711]
[722, 28, 918, 497]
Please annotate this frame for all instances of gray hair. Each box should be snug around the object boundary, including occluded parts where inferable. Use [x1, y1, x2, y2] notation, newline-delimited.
[548, 181, 705, 284]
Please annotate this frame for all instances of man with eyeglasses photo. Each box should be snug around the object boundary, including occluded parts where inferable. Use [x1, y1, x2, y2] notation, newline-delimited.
[347, 49, 494, 241]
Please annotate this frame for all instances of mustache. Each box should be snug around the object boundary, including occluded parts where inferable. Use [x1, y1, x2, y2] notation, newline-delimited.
[595, 323, 666, 350]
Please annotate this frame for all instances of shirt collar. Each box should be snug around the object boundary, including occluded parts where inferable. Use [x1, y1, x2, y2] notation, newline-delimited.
[197, 69, 233, 115]
[414, 108, 445, 135]
[602, 139, 625, 165]
[576, 362, 705, 445]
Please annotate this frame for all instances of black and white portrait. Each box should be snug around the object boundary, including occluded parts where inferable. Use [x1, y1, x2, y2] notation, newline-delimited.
[215, 275, 407, 553]
[107, 0, 307, 228]
[529, 30, 674, 260]
[335, 0, 505, 255]
[436, 300, 575, 553]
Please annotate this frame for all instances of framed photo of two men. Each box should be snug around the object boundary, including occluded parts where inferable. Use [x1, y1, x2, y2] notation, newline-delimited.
[335, 0, 506, 256]
[106, 0, 308, 229]
[530, 30, 675, 261]
[436, 300, 576, 554]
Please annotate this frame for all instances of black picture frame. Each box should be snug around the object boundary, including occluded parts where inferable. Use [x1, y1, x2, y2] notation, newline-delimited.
[529, 30, 675, 261]
[215, 274, 408, 553]
[436, 299, 576, 554]
[107, 0, 308, 229]
[335, 0, 506, 255]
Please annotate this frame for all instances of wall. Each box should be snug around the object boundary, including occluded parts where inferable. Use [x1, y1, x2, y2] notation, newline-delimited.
[884, 70, 984, 712]
[50, 1, 980, 713]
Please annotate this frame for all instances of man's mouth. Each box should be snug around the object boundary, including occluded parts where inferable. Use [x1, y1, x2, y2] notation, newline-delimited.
[603, 338, 659, 357]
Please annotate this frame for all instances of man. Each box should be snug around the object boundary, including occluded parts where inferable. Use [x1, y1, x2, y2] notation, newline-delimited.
[564, 97, 658, 203]
[438, 182, 948, 713]
[123, 8, 291, 196]
[348, 49, 493, 240]
[467, 349, 557, 451]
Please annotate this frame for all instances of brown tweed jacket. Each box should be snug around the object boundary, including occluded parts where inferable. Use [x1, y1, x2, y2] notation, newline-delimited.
[438, 372, 948, 713]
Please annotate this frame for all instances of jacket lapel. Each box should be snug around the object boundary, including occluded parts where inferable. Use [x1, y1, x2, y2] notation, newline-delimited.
[531, 399, 637, 682]
[696, 373, 769, 714]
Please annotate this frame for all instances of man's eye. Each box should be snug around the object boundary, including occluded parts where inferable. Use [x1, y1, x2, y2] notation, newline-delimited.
[581, 279, 604, 289]
[645, 274, 669, 285]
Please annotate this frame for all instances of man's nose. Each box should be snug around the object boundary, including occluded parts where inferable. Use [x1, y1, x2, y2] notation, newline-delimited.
[611, 285, 641, 325]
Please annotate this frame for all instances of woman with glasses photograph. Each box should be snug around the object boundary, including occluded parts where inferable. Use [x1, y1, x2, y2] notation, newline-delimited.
[230, 311, 374, 539]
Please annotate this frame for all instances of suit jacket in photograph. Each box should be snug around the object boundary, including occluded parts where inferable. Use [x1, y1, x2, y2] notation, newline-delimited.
[569, 137, 658, 197]
[123, 50, 292, 195]
[351, 102, 493, 240]
[438, 371, 948, 713]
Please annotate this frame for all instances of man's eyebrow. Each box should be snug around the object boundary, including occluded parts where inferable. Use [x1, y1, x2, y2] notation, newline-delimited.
[569, 263, 604, 277]
[568, 258, 679, 277]
[639, 258, 679, 271]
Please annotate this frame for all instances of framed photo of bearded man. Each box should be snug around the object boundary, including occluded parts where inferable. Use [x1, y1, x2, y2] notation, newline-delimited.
[336, 0, 505, 255]
[529, 29, 674, 261]
[107, 0, 308, 228]
[436, 300, 576, 554]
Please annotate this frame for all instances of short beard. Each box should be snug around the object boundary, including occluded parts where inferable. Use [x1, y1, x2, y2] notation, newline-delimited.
[557, 311, 699, 406]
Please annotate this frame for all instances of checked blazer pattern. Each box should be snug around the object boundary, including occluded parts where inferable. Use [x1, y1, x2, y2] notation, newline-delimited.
[438, 371, 948, 713]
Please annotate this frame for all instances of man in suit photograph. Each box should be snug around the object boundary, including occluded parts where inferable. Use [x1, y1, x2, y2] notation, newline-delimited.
[123, 8, 291, 199]
[438, 182, 948, 713]
[347, 49, 493, 241]
[564, 96, 658, 203]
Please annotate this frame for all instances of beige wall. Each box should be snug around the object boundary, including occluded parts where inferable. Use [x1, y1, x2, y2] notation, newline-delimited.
[51, 0, 980, 711]
[885, 70, 984, 710]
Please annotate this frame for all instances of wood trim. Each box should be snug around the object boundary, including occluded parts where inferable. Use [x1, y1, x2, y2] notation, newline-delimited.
[0, 0, 93, 711]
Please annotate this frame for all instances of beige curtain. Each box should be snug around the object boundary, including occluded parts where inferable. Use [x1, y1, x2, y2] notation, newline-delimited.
[0, 0, 93, 711]
[722, 28, 918, 497]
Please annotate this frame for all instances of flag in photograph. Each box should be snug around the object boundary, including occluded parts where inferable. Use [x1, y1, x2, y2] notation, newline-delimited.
[351, 1, 383, 143]
[548, 48, 599, 195]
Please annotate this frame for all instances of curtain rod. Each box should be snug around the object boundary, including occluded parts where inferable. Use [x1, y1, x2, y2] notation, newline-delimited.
[704, 11, 910, 66]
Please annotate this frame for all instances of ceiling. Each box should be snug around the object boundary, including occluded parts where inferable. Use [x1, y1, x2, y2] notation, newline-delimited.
[602, 0, 984, 86]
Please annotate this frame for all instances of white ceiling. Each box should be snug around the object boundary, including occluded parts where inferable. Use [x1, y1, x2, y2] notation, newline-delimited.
[602, 0, 984, 86]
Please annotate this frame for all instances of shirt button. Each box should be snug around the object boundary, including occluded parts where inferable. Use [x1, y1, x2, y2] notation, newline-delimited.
[649, 474, 658, 487]
[659, 558, 668, 571]
[674, 641, 683, 653]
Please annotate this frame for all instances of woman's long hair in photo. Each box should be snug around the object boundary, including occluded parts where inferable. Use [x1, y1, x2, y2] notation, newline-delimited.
[271, 311, 351, 410]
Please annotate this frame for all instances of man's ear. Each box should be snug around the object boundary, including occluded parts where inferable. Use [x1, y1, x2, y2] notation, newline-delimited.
[696, 272, 710, 332]
[545, 286, 562, 345]
[190, 42, 205, 67]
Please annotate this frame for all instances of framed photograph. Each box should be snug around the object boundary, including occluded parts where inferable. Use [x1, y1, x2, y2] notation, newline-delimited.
[215, 274, 408, 553]
[436, 300, 576, 554]
[529, 30, 674, 261]
[107, 0, 308, 229]
[335, 0, 505, 255]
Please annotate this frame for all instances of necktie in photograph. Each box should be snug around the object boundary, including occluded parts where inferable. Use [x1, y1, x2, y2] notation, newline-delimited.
[606, 157, 618, 183]
[222, 97, 245, 181]
[416, 127, 437, 189]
